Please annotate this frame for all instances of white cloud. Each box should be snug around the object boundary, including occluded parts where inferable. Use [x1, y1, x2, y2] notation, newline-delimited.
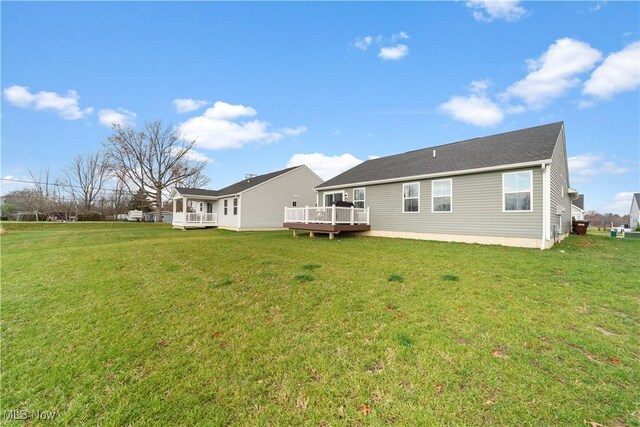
[3, 86, 34, 107]
[287, 153, 363, 180]
[439, 95, 504, 127]
[466, 0, 527, 22]
[98, 108, 137, 127]
[469, 79, 492, 95]
[205, 101, 257, 120]
[600, 192, 635, 215]
[173, 98, 209, 113]
[439, 80, 504, 127]
[3, 85, 93, 120]
[502, 38, 602, 109]
[182, 149, 213, 164]
[577, 99, 596, 109]
[568, 153, 631, 183]
[588, 2, 606, 13]
[354, 36, 372, 50]
[353, 32, 410, 61]
[391, 31, 410, 41]
[582, 41, 640, 100]
[279, 126, 307, 136]
[378, 44, 409, 61]
[179, 101, 305, 150]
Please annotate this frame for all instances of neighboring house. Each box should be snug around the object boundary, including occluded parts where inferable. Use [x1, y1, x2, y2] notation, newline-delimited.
[143, 211, 173, 223]
[630, 193, 640, 230]
[171, 165, 323, 230]
[286, 122, 576, 249]
[571, 194, 585, 221]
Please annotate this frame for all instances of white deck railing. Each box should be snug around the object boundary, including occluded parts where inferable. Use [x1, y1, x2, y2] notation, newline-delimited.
[284, 206, 370, 225]
[173, 212, 218, 226]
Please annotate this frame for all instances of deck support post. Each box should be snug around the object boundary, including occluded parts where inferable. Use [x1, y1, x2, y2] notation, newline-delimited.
[293, 229, 298, 237]
[329, 232, 334, 240]
[310, 231, 315, 238]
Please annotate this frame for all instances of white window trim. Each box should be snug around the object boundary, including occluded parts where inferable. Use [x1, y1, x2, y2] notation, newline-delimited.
[233, 197, 238, 215]
[353, 187, 365, 208]
[431, 178, 453, 213]
[223, 199, 228, 215]
[402, 182, 420, 213]
[502, 170, 533, 212]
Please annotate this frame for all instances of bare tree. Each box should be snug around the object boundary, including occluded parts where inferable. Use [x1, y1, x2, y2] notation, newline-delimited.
[103, 120, 207, 222]
[65, 152, 110, 213]
[173, 168, 210, 189]
[28, 169, 56, 220]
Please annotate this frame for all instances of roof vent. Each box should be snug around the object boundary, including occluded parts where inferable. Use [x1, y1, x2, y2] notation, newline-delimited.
[245, 173, 258, 179]
[433, 149, 436, 158]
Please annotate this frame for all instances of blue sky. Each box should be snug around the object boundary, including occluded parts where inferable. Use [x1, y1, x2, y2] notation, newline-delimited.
[2, 1, 639, 214]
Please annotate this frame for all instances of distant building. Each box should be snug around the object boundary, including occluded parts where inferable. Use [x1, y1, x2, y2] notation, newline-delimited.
[630, 193, 640, 229]
[171, 165, 323, 230]
[571, 194, 585, 221]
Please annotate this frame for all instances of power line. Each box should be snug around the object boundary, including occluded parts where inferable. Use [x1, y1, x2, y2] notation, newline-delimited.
[1, 177, 128, 194]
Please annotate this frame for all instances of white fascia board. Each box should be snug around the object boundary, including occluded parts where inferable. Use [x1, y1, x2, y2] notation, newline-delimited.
[316, 159, 552, 191]
[171, 191, 220, 200]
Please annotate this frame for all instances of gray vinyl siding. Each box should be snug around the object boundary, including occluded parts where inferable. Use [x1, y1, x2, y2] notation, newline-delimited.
[216, 197, 240, 228]
[240, 166, 323, 229]
[549, 130, 572, 236]
[325, 168, 543, 238]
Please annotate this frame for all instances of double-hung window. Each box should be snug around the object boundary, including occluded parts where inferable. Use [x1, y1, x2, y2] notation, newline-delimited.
[503, 171, 532, 211]
[403, 183, 420, 213]
[432, 179, 452, 212]
[233, 198, 238, 215]
[223, 200, 228, 215]
[353, 188, 365, 209]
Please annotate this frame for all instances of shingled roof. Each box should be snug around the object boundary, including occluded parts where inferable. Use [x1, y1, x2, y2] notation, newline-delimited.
[317, 122, 564, 189]
[572, 194, 584, 210]
[174, 166, 301, 198]
[216, 166, 299, 196]
[173, 187, 220, 197]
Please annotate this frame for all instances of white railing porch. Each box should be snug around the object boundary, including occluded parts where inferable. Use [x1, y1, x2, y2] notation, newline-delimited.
[284, 206, 370, 225]
[173, 212, 218, 227]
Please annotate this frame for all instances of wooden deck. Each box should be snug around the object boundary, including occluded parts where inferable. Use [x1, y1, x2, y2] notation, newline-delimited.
[283, 222, 370, 239]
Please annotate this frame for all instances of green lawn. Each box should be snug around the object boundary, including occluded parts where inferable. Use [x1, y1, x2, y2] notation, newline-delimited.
[1, 223, 638, 425]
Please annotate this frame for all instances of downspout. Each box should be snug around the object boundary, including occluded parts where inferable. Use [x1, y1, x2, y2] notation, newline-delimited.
[541, 163, 551, 250]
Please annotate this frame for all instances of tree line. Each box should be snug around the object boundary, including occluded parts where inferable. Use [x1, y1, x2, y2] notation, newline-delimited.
[1, 121, 209, 222]
[584, 211, 632, 229]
